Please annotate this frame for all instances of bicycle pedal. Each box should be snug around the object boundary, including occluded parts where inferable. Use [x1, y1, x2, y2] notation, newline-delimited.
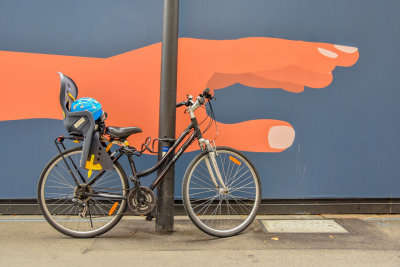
[145, 213, 155, 222]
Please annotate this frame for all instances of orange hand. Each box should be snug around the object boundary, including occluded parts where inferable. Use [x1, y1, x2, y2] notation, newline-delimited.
[0, 37, 359, 152]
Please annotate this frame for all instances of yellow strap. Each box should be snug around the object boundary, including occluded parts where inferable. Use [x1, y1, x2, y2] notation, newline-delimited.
[65, 92, 76, 111]
[86, 154, 103, 178]
[67, 92, 76, 101]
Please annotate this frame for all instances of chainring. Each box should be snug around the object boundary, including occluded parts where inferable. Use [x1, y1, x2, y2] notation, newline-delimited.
[127, 186, 156, 215]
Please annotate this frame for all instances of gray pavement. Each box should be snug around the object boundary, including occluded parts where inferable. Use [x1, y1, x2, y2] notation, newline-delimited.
[1, 214, 400, 266]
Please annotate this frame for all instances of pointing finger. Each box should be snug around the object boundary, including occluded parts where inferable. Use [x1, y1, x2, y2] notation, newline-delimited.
[188, 37, 359, 76]
[206, 72, 304, 92]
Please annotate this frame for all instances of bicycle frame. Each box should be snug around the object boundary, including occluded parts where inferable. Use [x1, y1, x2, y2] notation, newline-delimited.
[56, 117, 208, 201]
[116, 118, 203, 191]
[56, 94, 227, 202]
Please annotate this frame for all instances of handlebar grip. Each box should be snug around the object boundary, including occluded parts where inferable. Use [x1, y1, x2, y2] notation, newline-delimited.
[202, 88, 212, 99]
[176, 101, 186, 107]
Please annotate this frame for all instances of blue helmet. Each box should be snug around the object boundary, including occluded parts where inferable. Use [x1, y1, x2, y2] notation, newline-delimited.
[70, 97, 103, 121]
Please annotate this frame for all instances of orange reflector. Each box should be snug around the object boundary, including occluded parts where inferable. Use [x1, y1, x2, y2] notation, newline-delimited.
[108, 202, 119, 216]
[229, 156, 241, 166]
[106, 142, 113, 152]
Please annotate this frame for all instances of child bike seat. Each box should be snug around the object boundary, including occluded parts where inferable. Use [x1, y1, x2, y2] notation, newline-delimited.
[58, 72, 114, 171]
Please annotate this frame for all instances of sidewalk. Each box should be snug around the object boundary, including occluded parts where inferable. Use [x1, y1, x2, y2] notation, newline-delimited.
[1, 214, 400, 266]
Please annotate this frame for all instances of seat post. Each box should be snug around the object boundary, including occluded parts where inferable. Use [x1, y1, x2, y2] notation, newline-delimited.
[126, 153, 138, 179]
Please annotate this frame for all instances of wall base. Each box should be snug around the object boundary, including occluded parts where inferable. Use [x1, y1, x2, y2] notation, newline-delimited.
[2, 199, 400, 215]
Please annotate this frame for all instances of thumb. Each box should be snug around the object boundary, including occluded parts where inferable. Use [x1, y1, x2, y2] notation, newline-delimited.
[202, 119, 295, 153]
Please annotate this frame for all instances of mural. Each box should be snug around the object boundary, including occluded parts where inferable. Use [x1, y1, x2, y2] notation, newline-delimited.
[1, 0, 398, 199]
[0, 38, 358, 153]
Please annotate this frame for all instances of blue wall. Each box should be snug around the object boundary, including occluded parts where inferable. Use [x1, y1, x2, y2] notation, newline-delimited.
[1, 0, 400, 199]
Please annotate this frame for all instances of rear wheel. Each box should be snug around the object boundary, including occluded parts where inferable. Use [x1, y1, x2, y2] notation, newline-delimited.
[182, 147, 261, 237]
[37, 147, 128, 238]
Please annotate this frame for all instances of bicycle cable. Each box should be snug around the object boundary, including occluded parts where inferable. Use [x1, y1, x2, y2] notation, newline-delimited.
[201, 100, 219, 142]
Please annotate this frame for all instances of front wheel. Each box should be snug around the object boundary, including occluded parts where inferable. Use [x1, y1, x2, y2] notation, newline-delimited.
[182, 146, 261, 237]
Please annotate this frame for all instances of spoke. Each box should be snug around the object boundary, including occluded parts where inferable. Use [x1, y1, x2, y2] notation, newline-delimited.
[189, 195, 218, 204]
[46, 185, 74, 189]
[225, 198, 239, 216]
[226, 162, 245, 186]
[191, 196, 216, 211]
[47, 197, 71, 212]
[51, 168, 75, 188]
[93, 177, 120, 187]
[189, 185, 214, 191]
[225, 156, 232, 186]
[65, 202, 77, 217]
[92, 172, 117, 186]
[205, 197, 223, 226]
[189, 179, 215, 190]
[227, 195, 256, 201]
[227, 169, 250, 188]
[229, 187, 257, 195]
[44, 192, 73, 196]
[229, 175, 255, 190]
[194, 194, 220, 217]
[92, 186, 124, 191]
[228, 194, 253, 214]
[219, 153, 227, 181]
[46, 197, 71, 205]
[57, 200, 77, 216]
[191, 175, 215, 189]
[229, 180, 256, 193]
[197, 161, 212, 176]
[47, 176, 75, 189]
[229, 188, 256, 195]
[196, 163, 217, 187]
[91, 198, 112, 217]
[189, 188, 218, 196]
[57, 162, 78, 186]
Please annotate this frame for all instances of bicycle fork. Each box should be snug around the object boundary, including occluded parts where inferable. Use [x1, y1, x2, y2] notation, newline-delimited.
[201, 139, 228, 192]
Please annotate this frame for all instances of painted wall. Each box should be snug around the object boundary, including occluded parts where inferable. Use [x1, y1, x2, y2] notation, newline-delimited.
[0, 0, 399, 199]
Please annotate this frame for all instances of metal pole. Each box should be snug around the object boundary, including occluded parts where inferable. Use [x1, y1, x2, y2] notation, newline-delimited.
[156, 0, 179, 232]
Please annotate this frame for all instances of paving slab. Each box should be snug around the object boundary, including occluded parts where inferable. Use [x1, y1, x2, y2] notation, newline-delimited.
[261, 219, 349, 233]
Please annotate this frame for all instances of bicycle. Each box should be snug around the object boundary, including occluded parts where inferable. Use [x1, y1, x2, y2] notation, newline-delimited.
[37, 73, 261, 238]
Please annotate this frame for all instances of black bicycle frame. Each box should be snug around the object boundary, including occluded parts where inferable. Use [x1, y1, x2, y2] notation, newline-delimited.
[80, 118, 204, 200]
[145, 121, 200, 190]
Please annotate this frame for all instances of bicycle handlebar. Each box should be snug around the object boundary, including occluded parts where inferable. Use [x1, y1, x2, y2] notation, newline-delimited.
[176, 88, 212, 108]
[202, 88, 212, 100]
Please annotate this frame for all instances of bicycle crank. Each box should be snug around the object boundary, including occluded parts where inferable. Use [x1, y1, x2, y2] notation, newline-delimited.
[127, 186, 156, 215]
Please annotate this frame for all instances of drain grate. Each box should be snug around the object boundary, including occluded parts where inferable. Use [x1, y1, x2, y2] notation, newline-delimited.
[260, 219, 349, 233]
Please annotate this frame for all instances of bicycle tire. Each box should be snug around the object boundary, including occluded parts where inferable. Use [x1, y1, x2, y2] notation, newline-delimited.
[37, 146, 128, 238]
[182, 146, 261, 237]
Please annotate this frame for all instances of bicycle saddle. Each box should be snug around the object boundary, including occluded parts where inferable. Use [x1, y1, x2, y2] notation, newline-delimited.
[106, 126, 142, 139]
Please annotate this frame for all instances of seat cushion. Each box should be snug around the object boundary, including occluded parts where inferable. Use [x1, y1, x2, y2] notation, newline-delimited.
[106, 126, 142, 138]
